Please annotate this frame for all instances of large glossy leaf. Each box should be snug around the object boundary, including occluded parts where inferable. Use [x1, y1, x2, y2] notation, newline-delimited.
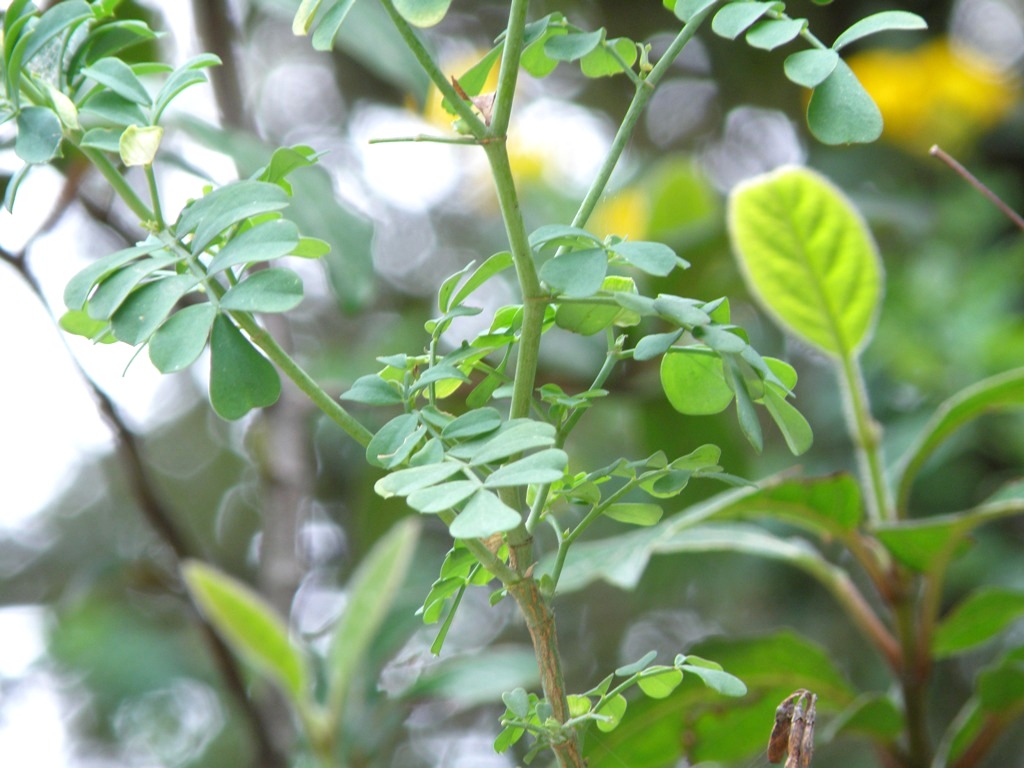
[933, 587, 1024, 658]
[806, 60, 882, 144]
[208, 315, 281, 420]
[728, 166, 882, 358]
[327, 518, 419, 714]
[182, 560, 310, 704]
[148, 304, 216, 373]
[895, 368, 1024, 512]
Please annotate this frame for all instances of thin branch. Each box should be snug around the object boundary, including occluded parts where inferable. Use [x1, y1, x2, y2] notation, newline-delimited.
[930, 144, 1024, 232]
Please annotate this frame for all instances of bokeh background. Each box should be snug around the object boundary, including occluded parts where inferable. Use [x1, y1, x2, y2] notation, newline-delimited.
[2, 0, 1024, 766]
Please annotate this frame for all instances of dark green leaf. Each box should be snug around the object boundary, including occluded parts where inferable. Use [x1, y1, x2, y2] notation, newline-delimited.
[15, 106, 63, 164]
[449, 489, 521, 538]
[208, 315, 281, 420]
[219, 268, 304, 313]
[148, 304, 216, 372]
[807, 60, 882, 144]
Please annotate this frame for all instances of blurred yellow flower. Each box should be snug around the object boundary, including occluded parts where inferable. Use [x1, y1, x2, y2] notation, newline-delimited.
[847, 38, 1018, 154]
[588, 187, 650, 241]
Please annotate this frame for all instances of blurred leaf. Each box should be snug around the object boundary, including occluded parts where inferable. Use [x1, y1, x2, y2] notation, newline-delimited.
[729, 166, 882, 356]
[58, 309, 116, 343]
[604, 503, 663, 526]
[895, 368, 1024, 512]
[311, 0, 359, 51]
[405, 647, 539, 704]
[327, 518, 420, 716]
[540, 248, 608, 297]
[830, 694, 905, 743]
[149, 303, 216, 372]
[209, 314, 281, 419]
[80, 127, 122, 152]
[832, 11, 927, 51]
[784, 49, 839, 88]
[448, 489, 521, 538]
[15, 106, 63, 163]
[661, 347, 734, 415]
[182, 560, 311, 704]
[977, 655, 1024, 711]
[874, 517, 965, 573]
[933, 587, 1024, 658]
[807, 60, 882, 144]
[219, 268, 304, 313]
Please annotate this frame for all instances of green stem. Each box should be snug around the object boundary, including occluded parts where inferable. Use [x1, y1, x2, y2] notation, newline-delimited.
[894, 594, 932, 768]
[232, 312, 374, 447]
[145, 164, 165, 229]
[571, 6, 712, 230]
[839, 353, 893, 523]
[376, 0, 487, 137]
[80, 146, 154, 223]
[489, 0, 530, 138]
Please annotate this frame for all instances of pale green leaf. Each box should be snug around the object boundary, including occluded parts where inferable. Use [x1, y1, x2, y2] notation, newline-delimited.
[711, 1, 777, 39]
[82, 57, 151, 105]
[660, 347, 734, 415]
[219, 268, 304, 313]
[807, 60, 882, 144]
[728, 166, 882, 357]
[119, 124, 162, 166]
[483, 448, 568, 488]
[604, 503, 663, 526]
[207, 220, 301, 275]
[182, 560, 310, 703]
[149, 304, 216, 373]
[393, 0, 453, 27]
[374, 462, 463, 498]
[745, 18, 805, 50]
[449, 489, 521, 538]
[539, 248, 608, 297]
[15, 106, 63, 164]
[784, 49, 839, 88]
[832, 11, 927, 51]
[637, 667, 683, 699]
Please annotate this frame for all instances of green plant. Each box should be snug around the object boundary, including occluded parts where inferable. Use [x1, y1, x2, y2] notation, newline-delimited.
[561, 166, 1024, 768]
[8, 1, 992, 767]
